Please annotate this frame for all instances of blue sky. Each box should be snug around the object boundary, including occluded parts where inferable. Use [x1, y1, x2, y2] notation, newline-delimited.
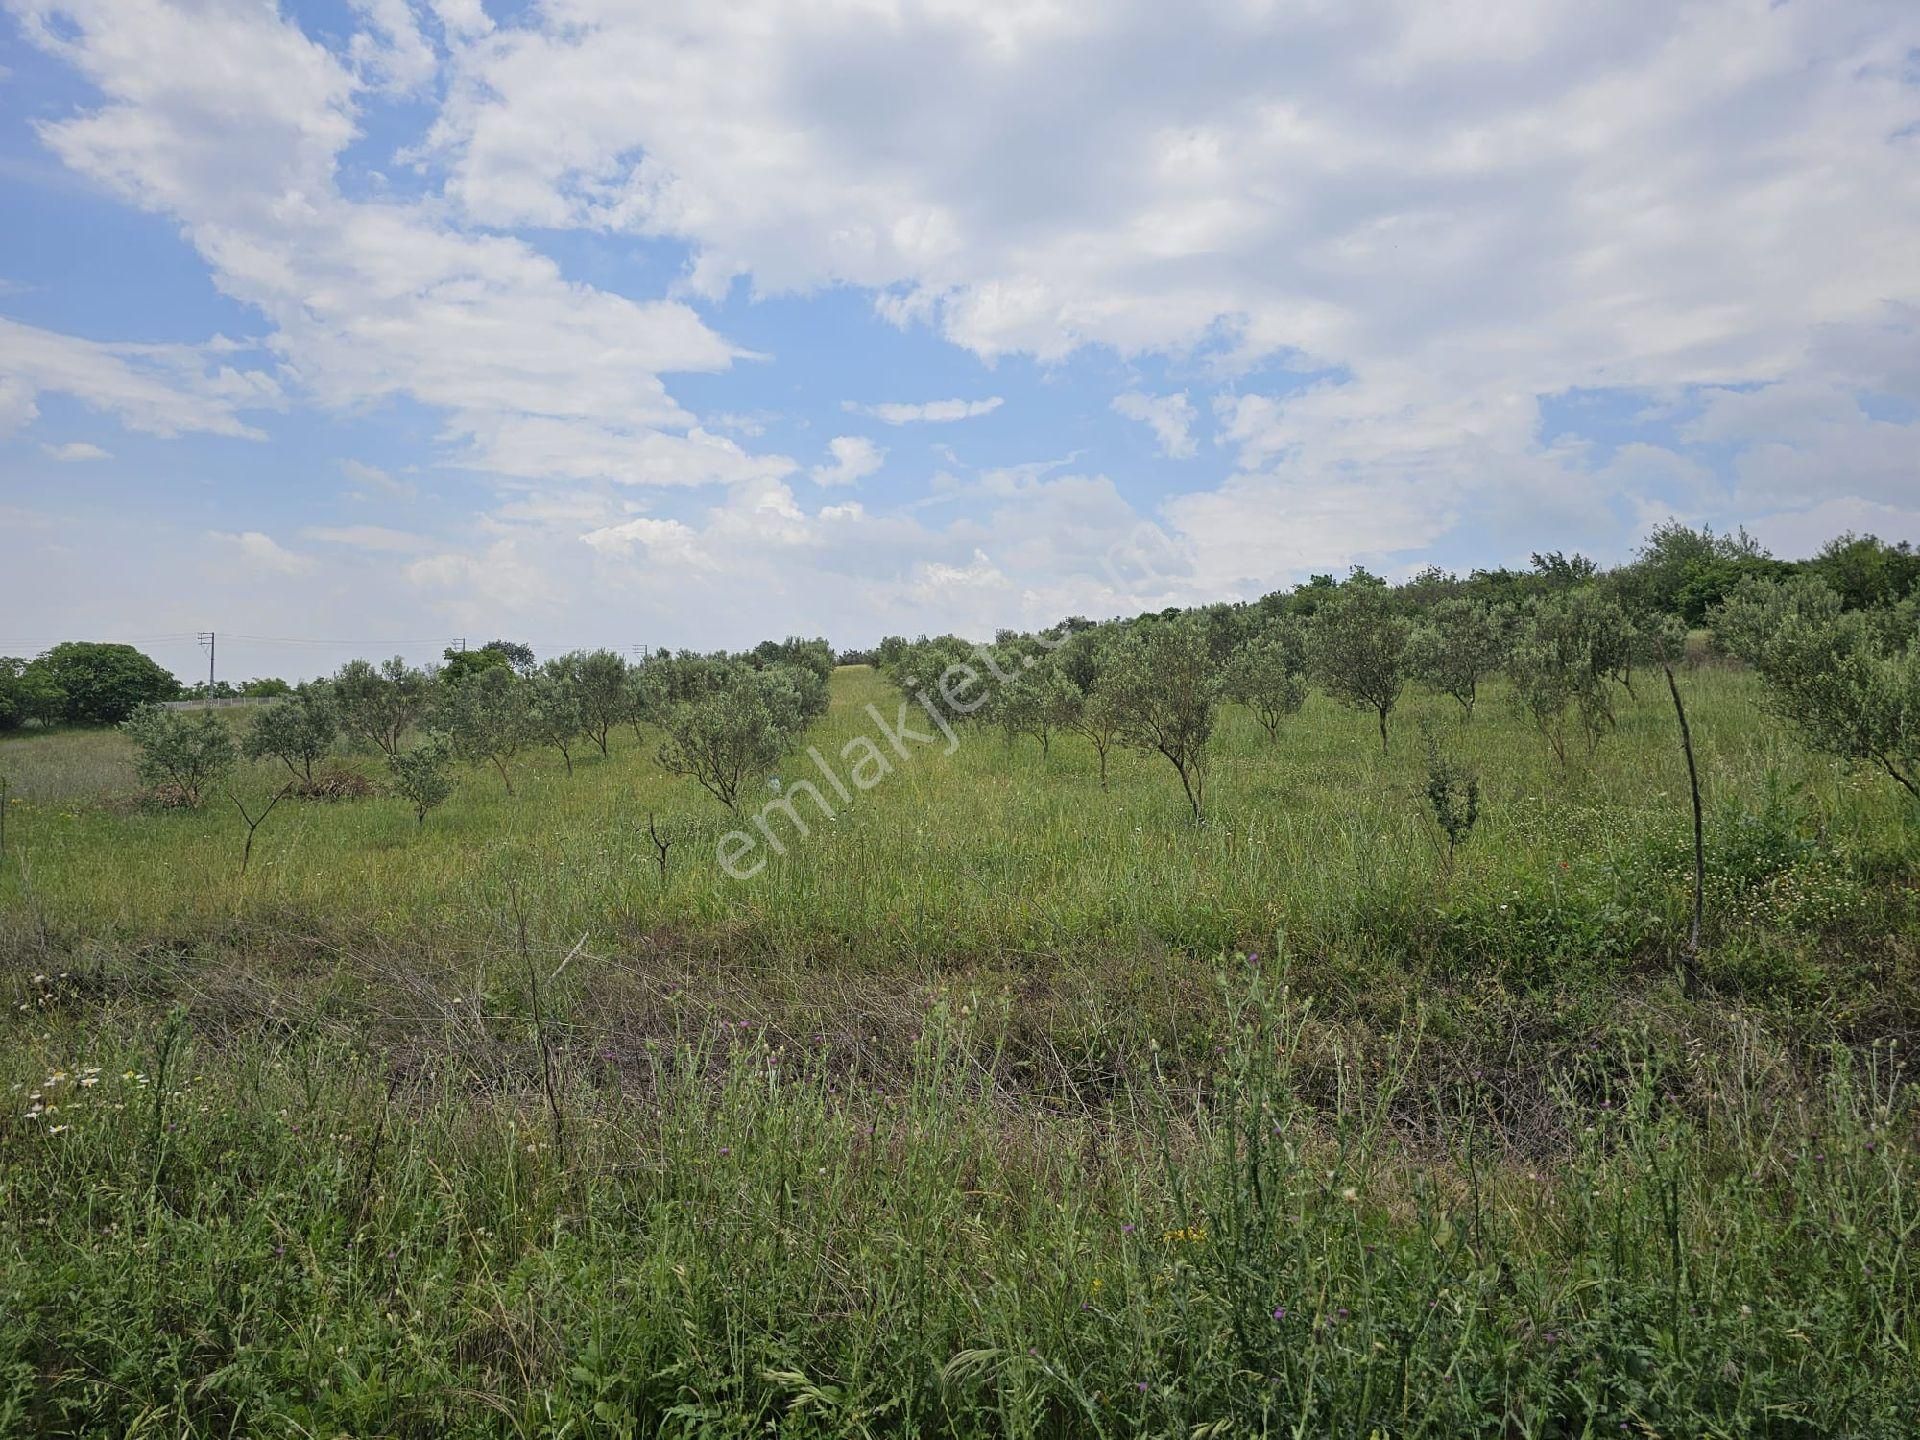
[1, 0, 1917, 684]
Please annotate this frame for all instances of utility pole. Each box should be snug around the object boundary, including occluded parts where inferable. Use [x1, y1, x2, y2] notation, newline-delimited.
[197, 631, 216, 698]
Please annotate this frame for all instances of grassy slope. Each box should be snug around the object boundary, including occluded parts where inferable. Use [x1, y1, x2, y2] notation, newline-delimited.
[2, 664, 1910, 965]
[2, 666, 1918, 1435]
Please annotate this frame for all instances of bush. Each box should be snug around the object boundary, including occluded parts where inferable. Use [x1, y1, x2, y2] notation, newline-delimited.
[242, 684, 338, 782]
[658, 663, 813, 810]
[387, 739, 455, 826]
[1713, 575, 1920, 803]
[121, 706, 237, 809]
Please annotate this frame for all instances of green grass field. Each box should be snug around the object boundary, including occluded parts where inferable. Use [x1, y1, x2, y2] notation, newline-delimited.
[3, 664, 1917, 1435]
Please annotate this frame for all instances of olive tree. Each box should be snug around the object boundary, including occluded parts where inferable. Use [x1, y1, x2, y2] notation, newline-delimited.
[1505, 594, 1621, 764]
[1404, 599, 1507, 717]
[242, 683, 338, 782]
[552, 650, 630, 756]
[387, 739, 455, 827]
[657, 664, 809, 811]
[990, 657, 1079, 755]
[437, 666, 533, 794]
[1104, 613, 1220, 820]
[332, 657, 432, 757]
[121, 706, 236, 808]
[1309, 583, 1411, 753]
[527, 668, 585, 775]
[1714, 576, 1920, 803]
[1223, 619, 1309, 742]
[1051, 629, 1127, 789]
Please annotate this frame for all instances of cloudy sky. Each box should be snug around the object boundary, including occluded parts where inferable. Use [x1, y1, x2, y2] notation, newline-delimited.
[2, 0, 1917, 682]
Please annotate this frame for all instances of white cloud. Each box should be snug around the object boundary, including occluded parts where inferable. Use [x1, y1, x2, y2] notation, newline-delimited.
[579, 516, 710, 567]
[0, 316, 276, 439]
[208, 530, 317, 577]
[10, 0, 759, 488]
[844, 397, 1003, 425]
[349, 0, 437, 94]
[1112, 390, 1197, 459]
[340, 458, 419, 501]
[811, 435, 885, 487]
[8, 0, 1920, 657]
[447, 414, 796, 487]
[302, 524, 429, 553]
[41, 440, 111, 461]
[418, 0, 1920, 568]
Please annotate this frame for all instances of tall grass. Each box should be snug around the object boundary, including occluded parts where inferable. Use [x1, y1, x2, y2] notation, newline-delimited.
[2, 957, 1913, 1436]
[2, 667, 1917, 1433]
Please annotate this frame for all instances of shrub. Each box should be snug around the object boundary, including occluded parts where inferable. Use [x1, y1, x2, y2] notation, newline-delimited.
[121, 706, 236, 808]
[387, 739, 455, 826]
[1422, 729, 1480, 861]
[1713, 575, 1920, 803]
[242, 683, 338, 782]
[658, 664, 812, 810]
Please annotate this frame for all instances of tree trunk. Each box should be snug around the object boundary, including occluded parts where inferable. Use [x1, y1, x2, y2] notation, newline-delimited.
[1376, 706, 1389, 754]
[1664, 663, 1705, 998]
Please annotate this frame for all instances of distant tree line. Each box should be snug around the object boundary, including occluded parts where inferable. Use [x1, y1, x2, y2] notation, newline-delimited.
[872, 525, 1919, 818]
[111, 637, 838, 827]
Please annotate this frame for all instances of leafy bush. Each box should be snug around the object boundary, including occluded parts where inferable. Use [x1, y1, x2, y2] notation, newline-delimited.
[120, 706, 237, 808]
[1223, 619, 1309, 741]
[658, 663, 813, 810]
[387, 739, 455, 826]
[1713, 575, 1920, 803]
[242, 683, 338, 782]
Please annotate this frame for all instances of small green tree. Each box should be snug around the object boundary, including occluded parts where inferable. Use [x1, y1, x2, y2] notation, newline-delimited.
[1505, 630, 1578, 767]
[121, 706, 237, 808]
[527, 668, 585, 775]
[387, 739, 455, 827]
[1421, 728, 1480, 866]
[242, 683, 338, 783]
[1104, 613, 1220, 820]
[1505, 592, 1625, 763]
[554, 649, 629, 756]
[1223, 619, 1309, 742]
[1309, 582, 1411, 753]
[990, 658, 1078, 755]
[437, 666, 533, 794]
[657, 665, 808, 811]
[1052, 627, 1125, 788]
[332, 657, 432, 757]
[1713, 576, 1920, 803]
[1404, 599, 1506, 717]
